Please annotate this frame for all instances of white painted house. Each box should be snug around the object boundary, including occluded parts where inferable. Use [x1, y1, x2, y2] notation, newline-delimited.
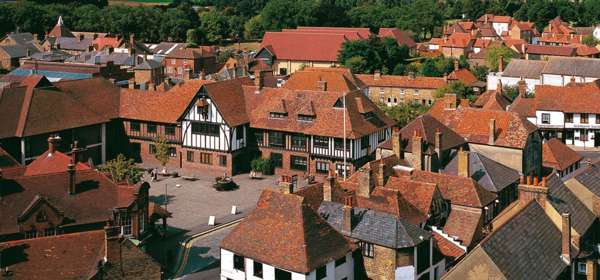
[220, 190, 356, 280]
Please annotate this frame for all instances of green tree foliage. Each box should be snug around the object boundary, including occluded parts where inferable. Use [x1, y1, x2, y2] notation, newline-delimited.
[435, 81, 476, 101]
[471, 65, 489, 81]
[582, 35, 599, 47]
[153, 137, 171, 167]
[486, 45, 518, 72]
[418, 56, 465, 77]
[378, 102, 430, 127]
[99, 154, 142, 184]
[338, 36, 409, 74]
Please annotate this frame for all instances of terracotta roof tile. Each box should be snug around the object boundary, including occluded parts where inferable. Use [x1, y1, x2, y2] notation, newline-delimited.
[282, 67, 362, 92]
[542, 138, 582, 171]
[260, 32, 348, 62]
[432, 232, 466, 260]
[24, 150, 90, 176]
[508, 95, 536, 117]
[448, 68, 478, 85]
[535, 81, 600, 114]
[443, 206, 484, 247]
[378, 28, 416, 48]
[220, 190, 355, 273]
[526, 44, 576, 57]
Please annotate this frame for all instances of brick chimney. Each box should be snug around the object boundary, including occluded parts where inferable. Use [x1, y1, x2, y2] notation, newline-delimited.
[377, 161, 385, 187]
[317, 80, 327, 91]
[254, 70, 263, 90]
[128, 33, 135, 56]
[68, 161, 76, 195]
[454, 60, 459, 71]
[498, 55, 504, 72]
[104, 225, 123, 265]
[357, 167, 373, 198]
[561, 212, 571, 264]
[323, 169, 334, 202]
[488, 118, 496, 145]
[279, 175, 294, 194]
[47, 135, 61, 155]
[434, 128, 442, 159]
[70, 140, 81, 164]
[342, 196, 353, 234]
[374, 70, 381, 81]
[412, 130, 423, 170]
[517, 79, 526, 97]
[458, 149, 469, 177]
[392, 127, 404, 159]
[518, 175, 548, 205]
[183, 68, 192, 81]
[496, 80, 503, 94]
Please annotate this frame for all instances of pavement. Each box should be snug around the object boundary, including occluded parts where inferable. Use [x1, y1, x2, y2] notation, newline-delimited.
[141, 171, 277, 278]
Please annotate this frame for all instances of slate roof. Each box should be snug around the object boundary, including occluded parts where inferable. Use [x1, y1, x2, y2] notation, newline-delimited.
[502, 59, 546, 78]
[546, 174, 596, 235]
[542, 57, 600, 78]
[54, 37, 93, 51]
[542, 138, 582, 171]
[0, 45, 29, 58]
[133, 58, 162, 70]
[572, 163, 600, 197]
[318, 201, 430, 249]
[443, 152, 520, 193]
[220, 190, 355, 274]
[480, 202, 570, 280]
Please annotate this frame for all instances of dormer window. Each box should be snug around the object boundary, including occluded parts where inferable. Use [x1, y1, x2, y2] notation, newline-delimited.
[269, 112, 287, 119]
[362, 111, 385, 127]
[298, 114, 315, 122]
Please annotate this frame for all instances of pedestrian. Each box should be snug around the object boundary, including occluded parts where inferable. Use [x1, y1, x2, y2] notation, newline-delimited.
[150, 169, 155, 182]
[153, 168, 158, 181]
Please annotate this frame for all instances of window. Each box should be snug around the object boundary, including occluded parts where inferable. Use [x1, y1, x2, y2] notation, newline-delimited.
[24, 230, 37, 239]
[400, 89, 405, 95]
[171, 59, 176, 65]
[336, 163, 350, 177]
[316, 161, 329, 174]
[253, 261, 263, 277]
[291, 134, 307, 149]
[255, 131, 264, 146]
[379, 95, 384, 103]
[334, 138, 350, 151]
[118, 213, 132, 236]
[361, 135, 369, 149]
[360, 241, 374, 258]
[131, 122, 140, 132]
[268, 131, 285, 148]
[578, 262, 587, 274]
[314, 136, 329, 149]
[271, 153, 283, 168]
[43, 228, 56, 237]
[199, 152, 212, 165]
[316, 266, 327, 279]
[597, 114, 600, 124]
[269, 112, 287, 119]
[169, 147, 176, 157]
[414, 89, 420, 96]
[279, 68, 288, 76]
[393, 97, 397, 104]
[379, 87, 384, 94]
[581, 113, 589, 124]
[335, 256, 346, 267]
[149, 144, 156, 154]
[387, 97, 391, 103]
[218, 155, 227, 167]
[565, 113, 573, 123]
[196, 105, 208, 118]
[233, 254, 244, 271]
[290, 156, 308, 171]
[275, 268, 292, 280]
[541, 113, 550, 124]
[36, 210, 47, 222]
[147, 124, 157, 134]
[165, 125, 176, 136]
[236, 128, 244, 140]
[191, 123, 219, 136]
[298, 114, 315, 122]
[186, 151, 194, 162]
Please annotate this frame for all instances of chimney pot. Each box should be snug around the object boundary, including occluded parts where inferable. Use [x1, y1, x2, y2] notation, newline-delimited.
[317, 80, 327, 91]
[392, 127, 404, 159]
[519, 175, 525, 184]
[533, 176, 539, 186]
[47, 135, 61, 154]
[374, 70, 381, 80]
[254, 71, 264, 90]
[412, 130, 423, 170]
[323, 170, 334, 202]
[518, 79, 526, 97]
[541, 176, 547, 187]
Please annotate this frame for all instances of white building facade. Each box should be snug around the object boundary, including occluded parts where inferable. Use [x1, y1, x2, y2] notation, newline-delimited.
[533, 110, 600, 147]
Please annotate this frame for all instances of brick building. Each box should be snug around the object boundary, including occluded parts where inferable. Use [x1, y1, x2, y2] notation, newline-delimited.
[356, 72, 448, 106]
[163, 46, 217, 80]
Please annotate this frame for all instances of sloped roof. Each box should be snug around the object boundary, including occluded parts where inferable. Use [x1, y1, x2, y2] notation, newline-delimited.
[502, 59, 547, 78]
[571, 162, 600, 197]
[220, 190, 355, 274]
[259, 32, 348, 62]
[508, 95, 536, 117]
[48, 16, 75, 38]
[443, 152, 520, 193]
[166, 46, 215, 59]
[443, 206, 483, 247]
[441, 33, 474, 48]
[24, 150, 91, 176]
[396, 114, 466, 154]
[201, 78, 254, 126]
[319, 201, 430, 249]
[285, 27, 370, 40]
[541, 57, 600, 78]
[526, 44, 576, 57]
[546, 175, 596, 235]
[0, 146, 20, 169]
[282, 67, 362, 92]
[378, 28, 416, 48]
[542, 138, 582, 171]
[535, 81, 600, 114]
[432, 232, 466, 260]
[448, 68, 478, 85]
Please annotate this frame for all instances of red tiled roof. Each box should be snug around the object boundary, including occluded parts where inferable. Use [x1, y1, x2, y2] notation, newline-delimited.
[543, 17, 574, 35]
[575, 44, 600, 56]
[0, 168, 143, 236]
[448, 68, 478, 85]
[284, 27, 370, 41]
[401, 170, 496, 208]
[509, 95, 536, 117]
[260, 32, 348, 62]
[0, 77, 121, 138]
[535, 81, 600, 114]
[542, 138, 582, 171]
[24, 150, 90, 176]
[93, 36, 122, 50]
[165, 46, 215, 59]
[526, 44, 576, 57]
[442, 33, 474, 48]
[432, 232, 466, 260]
[395, 114, 466, 154]
[378, 28, 417, 48]
[202, 78, 254, 126]
[477, 14, 513, 24]
[220, 189, 355, 274]
[429, 106, 537, 149]
[282, 67, 362, 92]
[478, 90, 512, 111]
[443, 206, 484, 247]
[120, 79, 212, 124]
[0, 230, 105, 279]
[356, 74, 447, 89]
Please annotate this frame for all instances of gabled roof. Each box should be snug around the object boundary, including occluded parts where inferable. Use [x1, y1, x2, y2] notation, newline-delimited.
[508, 95, 536, 117]
[535, 81, 600, 114]
[0, 146, 20, 169]
[443, 206, 483, 247]
[570, 162, 600, 197]
[541, 57, 600, 78]
[166, 46, 215, 59]
[259, 32, 348, 62]
[319, 201, 430, 249]
[526, 44, 576, 57]
[200, 78, 254, 126]
[441, 33, 474, 48]
[121, 80, 210, 124]
[502, 59, 547, 78]
[546, 174, 596, 235]
[220, 190, 354, 274]
[443, 152, 520, 193]
[448, 68, 478, 85]
[543, 138, 582, 171]
[24, 150, 91, 176]
[396, 114, 466, 154]
[378, 28, 416, 48]
[428, 106, 538, 149]
[48, 16, 75, 38]
[0, 77, 120, 138]
[474, 90, 512, 111]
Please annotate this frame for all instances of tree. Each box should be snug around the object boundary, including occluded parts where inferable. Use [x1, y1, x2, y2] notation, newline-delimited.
[153, 137, 171, 170]
[99, 154, 142, 184]
[378, 102, 430, 127]
[435, 81, 476, 101]
[199, 10, 230, 44]
[217, 48, 236, 63]
[486, 45, 518, 71]
[471, 65, 489, 81]
[244, 14, 265, 39]
[582, 35, 599, 47]
[338, 36, 409, 74]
